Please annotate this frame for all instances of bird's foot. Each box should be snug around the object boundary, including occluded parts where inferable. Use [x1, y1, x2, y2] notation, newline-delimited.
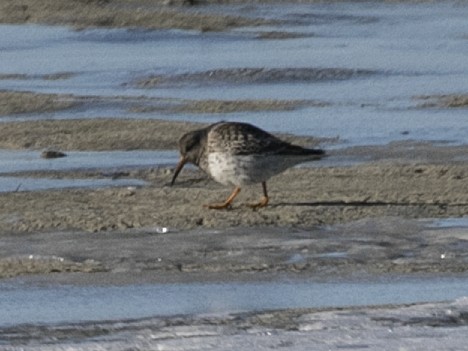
[204, 187, 241, 210]
[203, 202, 233, 210]
[247, 196, 269, 210]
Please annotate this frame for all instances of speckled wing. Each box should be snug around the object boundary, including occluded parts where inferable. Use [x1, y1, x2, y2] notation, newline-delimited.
[207, 122, 323, 157]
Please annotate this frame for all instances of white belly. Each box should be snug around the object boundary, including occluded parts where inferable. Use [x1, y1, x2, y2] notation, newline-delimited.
[207, 152, 304, 186]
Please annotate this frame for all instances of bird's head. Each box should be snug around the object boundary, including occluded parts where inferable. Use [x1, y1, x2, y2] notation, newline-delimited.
[171, 128, 206, 186]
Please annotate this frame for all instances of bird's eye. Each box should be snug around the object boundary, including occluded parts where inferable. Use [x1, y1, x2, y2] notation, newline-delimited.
[180, 132, 200, 155]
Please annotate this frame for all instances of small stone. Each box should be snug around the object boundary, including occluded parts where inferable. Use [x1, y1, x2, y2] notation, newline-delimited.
[41, 150, 67, 159]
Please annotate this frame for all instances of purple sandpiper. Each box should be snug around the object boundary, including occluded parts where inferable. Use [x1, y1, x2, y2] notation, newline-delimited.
[171, 122, 325, 209]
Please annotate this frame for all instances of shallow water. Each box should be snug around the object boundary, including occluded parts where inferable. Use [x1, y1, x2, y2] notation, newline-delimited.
[0, 177, 147, 193]
[1, 275, 468, 327]
[1, 2, 468, 146]
[0, 149, 178, 173]
[0, 150, 175, 192]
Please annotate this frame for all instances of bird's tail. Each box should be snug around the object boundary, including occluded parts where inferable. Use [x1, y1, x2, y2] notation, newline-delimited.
[286, 145, 326, 160]
[305, 148, 326, 160]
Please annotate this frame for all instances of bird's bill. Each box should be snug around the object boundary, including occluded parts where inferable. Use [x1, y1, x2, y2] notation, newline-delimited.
[171, 156, 187, 186]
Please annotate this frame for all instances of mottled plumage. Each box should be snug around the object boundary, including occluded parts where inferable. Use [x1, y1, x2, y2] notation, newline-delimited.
[171, 122, 325, 209]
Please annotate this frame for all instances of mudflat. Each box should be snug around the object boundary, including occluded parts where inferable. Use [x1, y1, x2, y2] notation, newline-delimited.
[1, 159, 468, 234]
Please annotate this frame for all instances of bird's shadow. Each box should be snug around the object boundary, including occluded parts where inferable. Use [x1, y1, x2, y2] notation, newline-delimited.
[272, 200, 450, 207]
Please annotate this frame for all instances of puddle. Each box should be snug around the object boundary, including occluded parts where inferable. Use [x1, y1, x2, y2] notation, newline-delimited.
[0, 150, 175, 192]
[1, 276, 468, 327]
[0, 150, 178, 174]
[1, 2, 468, 146]
[0, 177, 146, 193]
[133, 67, 376, 88]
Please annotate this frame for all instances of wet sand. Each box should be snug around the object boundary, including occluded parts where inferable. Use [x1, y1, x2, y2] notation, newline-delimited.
[0, 137, 467, 234]
[415, 94, 468, 108]
[0, 91, 326, 119]
[0, 91, 78, 115]
[2, 217, 468, 279]
[0, 0, 441, 34]
[0, 118, 325, 150]
[0, 0, 273, 31]
[132, 67, 376, 88]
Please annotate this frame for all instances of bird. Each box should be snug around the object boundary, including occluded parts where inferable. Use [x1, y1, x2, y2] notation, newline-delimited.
[171, 121, 325, 209]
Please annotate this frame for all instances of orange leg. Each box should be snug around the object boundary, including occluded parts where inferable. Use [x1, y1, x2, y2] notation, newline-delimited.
[204, 186, 241, 210]
[248, 182, 269, 209]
